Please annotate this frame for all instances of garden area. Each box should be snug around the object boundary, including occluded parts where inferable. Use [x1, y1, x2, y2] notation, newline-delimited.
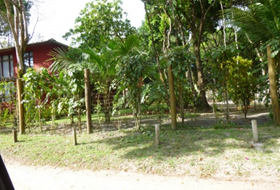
[1, 0, 280, 185]
[1, 104, 279, 182]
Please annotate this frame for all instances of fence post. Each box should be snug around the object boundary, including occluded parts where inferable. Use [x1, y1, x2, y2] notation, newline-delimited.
[73, 126, 77, 146]
[155, 124, 160, 146]
[17, 78, 25, 134]
[251, 119, 258, 143]
[84, 69, 92, 134]
[12, 128, 17, 143]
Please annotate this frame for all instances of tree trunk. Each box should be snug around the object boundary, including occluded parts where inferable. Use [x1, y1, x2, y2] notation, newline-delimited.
[193, 41, 210, 110]
[103, 80, 111, 122]
[134, 89, 141, 130]
[267, 46, 280, 125]
[84, 69, 92, 134]
[39, 100, 42, 131]
[178, 80, 184, 124]
[225, 83, 229, 123]
[212, 89, 218, 125]
[4, 0, 29, 134]
[17, 78, 25, 134]
[168, 65, 177, 130]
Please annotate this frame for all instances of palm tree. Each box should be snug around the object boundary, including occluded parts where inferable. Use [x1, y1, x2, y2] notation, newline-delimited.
[49, 43, 118, 122]
[226, 0, 280, 125]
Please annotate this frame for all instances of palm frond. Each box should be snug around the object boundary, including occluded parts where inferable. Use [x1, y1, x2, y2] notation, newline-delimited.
[48, 47, 76, 72]
[225, 0, 280, 44]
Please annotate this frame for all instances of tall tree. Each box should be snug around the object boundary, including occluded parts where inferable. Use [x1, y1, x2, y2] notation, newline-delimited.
[2, 0, 31, 134]
[174, 0, 220, 110]
[63, 0, 135, 49]
[226, 0, 280, 125]
[141, 0, 178, 129]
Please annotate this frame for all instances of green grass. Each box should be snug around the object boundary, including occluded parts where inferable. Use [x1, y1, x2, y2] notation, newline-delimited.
[1, 122, 280, 180]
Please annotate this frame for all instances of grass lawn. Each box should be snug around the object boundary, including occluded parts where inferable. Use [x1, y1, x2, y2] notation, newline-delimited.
[1, 115, 280, 181]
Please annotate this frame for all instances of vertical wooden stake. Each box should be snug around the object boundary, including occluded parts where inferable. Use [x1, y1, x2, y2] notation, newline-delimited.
[12, 128, 17, 143]
[155, 124, 160, 146]
[73, 126, 77, 146]
[251, 119, 258, 143]
[17, 79, 25, 134]
[84, 69, 92, 134]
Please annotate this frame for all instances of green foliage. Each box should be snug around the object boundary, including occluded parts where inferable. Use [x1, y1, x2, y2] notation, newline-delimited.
[23, 67, 85, 130]
[227, 56, 256, 117]
[0, 108, 9, 125]
[0, 81, 16, 126]
[163, 46, 195, 79]
[23, 68, 53, 130]
[63, 0, 135, 49]
[116, 35, 150, 128]
[0, 0, 33, 47]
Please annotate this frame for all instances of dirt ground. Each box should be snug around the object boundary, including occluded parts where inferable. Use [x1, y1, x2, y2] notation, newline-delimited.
[4, 160, 280, 190]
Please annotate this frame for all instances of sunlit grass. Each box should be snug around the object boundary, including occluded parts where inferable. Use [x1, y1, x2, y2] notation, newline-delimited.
[1, 122, 280, 181]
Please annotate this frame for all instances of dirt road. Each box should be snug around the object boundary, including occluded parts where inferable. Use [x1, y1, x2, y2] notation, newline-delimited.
[4, 161, 280, 190]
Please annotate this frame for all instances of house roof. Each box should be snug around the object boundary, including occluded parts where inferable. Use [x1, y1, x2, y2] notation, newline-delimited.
[26, 38, 69, 48]
[0, 38, 69, 53]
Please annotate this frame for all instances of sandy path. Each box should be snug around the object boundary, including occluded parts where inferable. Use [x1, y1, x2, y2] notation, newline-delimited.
[4, 161, 280, 190]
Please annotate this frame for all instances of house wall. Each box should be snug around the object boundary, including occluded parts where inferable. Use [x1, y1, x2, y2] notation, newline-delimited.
[0, 40, 67, 78]
[26, 43, 53, 70]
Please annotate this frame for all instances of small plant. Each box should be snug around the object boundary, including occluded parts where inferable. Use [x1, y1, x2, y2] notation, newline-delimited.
[214, 120, 238, 129]
[269, 111, 273, 119]
[95, 100, 103, 128]
[0, 108, 10, 126]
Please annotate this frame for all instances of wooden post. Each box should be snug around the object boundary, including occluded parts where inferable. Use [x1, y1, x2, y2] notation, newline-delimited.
[12, 128, 17, 143]
[84, 69, 92, 134]
[17, 79, 25, 134]
[155, 124, 160, 146]
[73, 126, 77, 146]
[251, 119, 258, 143]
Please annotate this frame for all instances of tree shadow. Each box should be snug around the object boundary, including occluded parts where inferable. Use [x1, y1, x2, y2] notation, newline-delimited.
[89, 120, 279, 162]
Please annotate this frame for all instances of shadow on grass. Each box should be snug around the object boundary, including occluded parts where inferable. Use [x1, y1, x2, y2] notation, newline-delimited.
[88, 122, 279, 162]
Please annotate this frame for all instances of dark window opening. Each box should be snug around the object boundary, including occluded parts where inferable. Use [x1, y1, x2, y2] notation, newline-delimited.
[24, 51, 34, 71]
[0, 54, 13, 79]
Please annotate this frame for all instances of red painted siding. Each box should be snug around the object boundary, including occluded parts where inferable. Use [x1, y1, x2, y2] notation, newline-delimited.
[0, 39, 68, 78]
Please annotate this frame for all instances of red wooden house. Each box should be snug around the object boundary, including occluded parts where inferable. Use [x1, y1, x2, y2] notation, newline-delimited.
[0, 39, 68, 108]
[0, 38, 68, 79]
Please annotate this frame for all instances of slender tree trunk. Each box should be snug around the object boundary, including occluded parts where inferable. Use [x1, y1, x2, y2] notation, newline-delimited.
[4, 0, 29, 134]
[177, 15, 197, 99]
[84, 69, 92, 134]
[104, 79, 111, 122]
[70, 115, 74, 124]
[163, 12, 177, 130]
[144, 2, 164, 83]
[212, 88, 218, 125]
[225, 83, 229, 123]
[178, 80, 184, 124]
[17, 78, 24, 134]
[78, 106, 82, 133]
[38, 100, 42, 131]
[168, 65, 177, 130]
[267, 46, 280, 125]
[220, 0, 230, 121]
[135, 88, 141, 130]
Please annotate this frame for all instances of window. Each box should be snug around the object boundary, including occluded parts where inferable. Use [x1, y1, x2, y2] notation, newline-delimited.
[0, 54, 13, 78]
[24, 51, 34, 71]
